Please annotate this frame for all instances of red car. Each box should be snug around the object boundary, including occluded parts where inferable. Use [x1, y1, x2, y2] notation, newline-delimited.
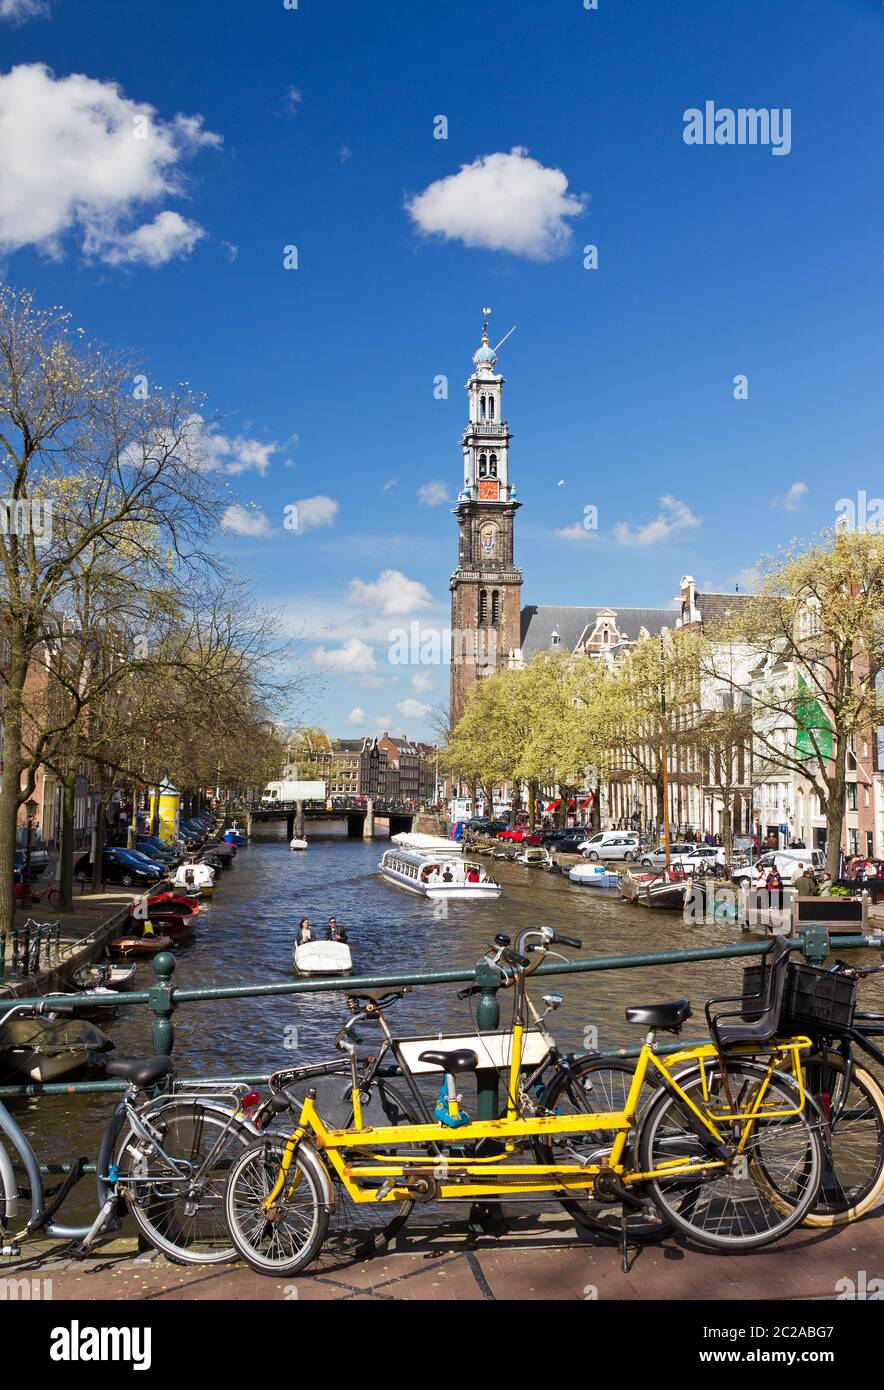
[496, 827, 543, 845]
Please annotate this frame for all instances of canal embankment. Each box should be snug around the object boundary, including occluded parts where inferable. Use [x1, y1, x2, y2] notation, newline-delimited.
[0, 889, 137, 999]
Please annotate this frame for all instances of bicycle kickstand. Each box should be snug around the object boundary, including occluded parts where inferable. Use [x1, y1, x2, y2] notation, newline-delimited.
[72, 1194, 119, 1258]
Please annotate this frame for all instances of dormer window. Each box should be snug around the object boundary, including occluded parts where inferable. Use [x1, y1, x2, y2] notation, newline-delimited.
[551, 629, 560, 647]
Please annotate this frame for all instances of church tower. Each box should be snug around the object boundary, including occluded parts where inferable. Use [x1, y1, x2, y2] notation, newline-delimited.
[449, 311, 523, 728]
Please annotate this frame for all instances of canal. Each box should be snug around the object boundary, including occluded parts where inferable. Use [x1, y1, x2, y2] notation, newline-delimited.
[10, 830, 884, 1221]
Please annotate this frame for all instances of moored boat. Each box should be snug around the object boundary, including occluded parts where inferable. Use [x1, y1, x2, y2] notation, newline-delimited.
[111, 933, 174, 957]
[569, 863, 620, 890]
[171, 861, 215, 897]
[289, 838, 309, 851]
[131, 891, 200, 935]
[223, 822, 248, 846]
[72, 961, 137, 990]
[390, 832, 463, 854]
[0, 1016, 113, 1083]
[293, 940, 352, 975]
[379, 849, 502, 900]
[515, 847, 553, 868]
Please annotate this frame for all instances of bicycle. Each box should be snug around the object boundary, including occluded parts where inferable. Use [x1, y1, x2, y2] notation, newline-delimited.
[223, 930, 824, 1275]
[0, 999, 260, 1265]
[742, 951, 884, 1227]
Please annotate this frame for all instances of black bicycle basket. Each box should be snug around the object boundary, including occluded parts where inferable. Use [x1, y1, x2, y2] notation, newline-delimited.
[742, 961, 856, 1033]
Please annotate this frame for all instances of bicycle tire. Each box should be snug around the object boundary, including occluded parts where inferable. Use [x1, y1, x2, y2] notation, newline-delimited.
[638, 1060, 823, 1251]
[112, 1098, 254, 1265]
[224, 1135, 330, 1276]
[534, 1057, 671, 1243]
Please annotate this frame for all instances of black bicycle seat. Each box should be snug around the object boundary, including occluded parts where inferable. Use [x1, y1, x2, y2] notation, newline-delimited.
[624, 1001, 692, 1031]
[105, 1056, 174, 1087]
[418, 1048, 479, 1074]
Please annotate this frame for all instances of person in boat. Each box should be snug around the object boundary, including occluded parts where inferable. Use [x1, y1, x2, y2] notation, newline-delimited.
[441, 865, 454, 883]
[465, 865, 480, 883]
[326, 916, 349, 943]
[297, 917, 314, 944]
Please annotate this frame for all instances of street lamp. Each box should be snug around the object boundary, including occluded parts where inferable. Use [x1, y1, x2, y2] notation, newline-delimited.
[21, 797, 37, 908]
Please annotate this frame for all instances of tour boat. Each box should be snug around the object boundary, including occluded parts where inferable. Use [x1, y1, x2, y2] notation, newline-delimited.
[171, 861, 215, 897]
[289, 837, 309, 851]
[390, 831, 462, 854]
[293, 940, 352, 975]
[379, 849, 502, 900]
[569, 863, 620, 891]
[0, 1016, 113, 1083]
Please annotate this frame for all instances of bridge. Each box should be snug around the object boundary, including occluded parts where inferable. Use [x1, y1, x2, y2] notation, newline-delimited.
[245, 798, 420, 840]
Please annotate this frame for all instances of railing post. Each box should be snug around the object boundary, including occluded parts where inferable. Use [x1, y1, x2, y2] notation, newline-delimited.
[0, 931, 6, 985]
[798, 924, 829, 968]
[10, 922, 19, 980]
[149, 951, 177, 1055]
[473, 957, 501, 1121]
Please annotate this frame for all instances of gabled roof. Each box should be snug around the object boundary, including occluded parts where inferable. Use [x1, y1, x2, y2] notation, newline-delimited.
[520, 604, 677, 659]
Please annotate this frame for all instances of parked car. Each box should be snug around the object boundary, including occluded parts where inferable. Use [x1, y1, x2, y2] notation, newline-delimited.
[582, 834, 642, 863]
[107, 835, 180, 865]
[731, 849, 825, 887]
[638, 843, 704, 871]
[464, 818, 509, 835]
[583, 831, 640, 850]
[496, 826, 544, 845]
[542, 828, 590, 853]
[74, 848, 164, 888]
[14, 847, 49, 879]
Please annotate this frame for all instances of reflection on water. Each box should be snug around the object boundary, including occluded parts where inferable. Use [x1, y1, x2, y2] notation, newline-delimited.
[10, 832, 884, 1214]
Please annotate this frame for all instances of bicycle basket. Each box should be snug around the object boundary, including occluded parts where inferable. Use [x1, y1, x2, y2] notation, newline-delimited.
[743, 961, 857, 1032]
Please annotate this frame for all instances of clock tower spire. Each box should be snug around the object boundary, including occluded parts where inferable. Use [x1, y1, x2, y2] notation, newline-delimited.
[449, 310, 523, 727]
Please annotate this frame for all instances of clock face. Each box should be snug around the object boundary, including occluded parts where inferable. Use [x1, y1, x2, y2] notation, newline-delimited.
[478, 478, 499, 501]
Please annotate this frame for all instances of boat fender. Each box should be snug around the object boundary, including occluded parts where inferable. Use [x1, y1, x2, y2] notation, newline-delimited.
[433, 1081, 471, 1128]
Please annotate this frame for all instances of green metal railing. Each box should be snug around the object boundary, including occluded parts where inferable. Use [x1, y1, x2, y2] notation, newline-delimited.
[0, 918, 63, 984]
[2, 923, 882, 1102]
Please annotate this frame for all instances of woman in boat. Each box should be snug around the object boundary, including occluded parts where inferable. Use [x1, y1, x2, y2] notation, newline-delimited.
[297, 917, 314, 944]
[465, 866, 480, 884]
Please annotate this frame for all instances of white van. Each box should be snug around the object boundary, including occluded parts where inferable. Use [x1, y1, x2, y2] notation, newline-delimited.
[732, 849, 825, 886]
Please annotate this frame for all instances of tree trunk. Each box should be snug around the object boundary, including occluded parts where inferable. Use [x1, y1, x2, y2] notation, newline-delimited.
[58, 770, 77, 909]
[527, 780, 538, 831]
[0, 660, 26, 936]
[91, 794, 108, 893]
[826, 774, 847, 879]
[510, 784, 521, 828]
[722, 800, 733, 865]
[654, 770, 666, 840]
[558, 784, 569, 829]
[590, 782, 601, 832]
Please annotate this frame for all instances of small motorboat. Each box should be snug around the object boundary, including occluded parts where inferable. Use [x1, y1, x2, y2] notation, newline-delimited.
[293, 940, 352, 975]
[289, 838, 309, 851]
[111, 932, 174, 957]
[202, 845, 234, 869]
[171, 861, 215, 897]
[515, 847, 553, 868]
[569, 863, 620, 891]
[0, 1016, 113, 1083]
[379, 849, 502, 900]
[131, 891, 200, 936]
[223, 823, 248, 846]
[634, 869, 691, 910]
[72, 961, 137, 991]
[67, 986, 121, 1021]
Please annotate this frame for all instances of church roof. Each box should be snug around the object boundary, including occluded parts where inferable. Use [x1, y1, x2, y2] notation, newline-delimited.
[520, 604, 678, 658]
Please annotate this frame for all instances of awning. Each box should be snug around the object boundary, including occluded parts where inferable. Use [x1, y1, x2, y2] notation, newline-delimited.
[579, 795, 594, 810]
[545, 799, 560, 813]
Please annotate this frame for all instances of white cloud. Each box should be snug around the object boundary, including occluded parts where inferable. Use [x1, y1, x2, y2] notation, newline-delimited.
[311, 638, 377, 674]
[411, 671, 435, 693]
[417, 480, 449, 507]
[348, 569, 434, 616]
[98, 210, 205, 267]
[339, 146, 353, 164]
[773, 481, 808, 512]
[347, 707, 366, 727]
[221, 504, 273, 538]
[554, 523, 595, 540]
[0, 0, 49, 21]
[406, 147, 586, 261]
[382, 478, 398, 493]
[286, 86, 302, 111]
[190, 415, 279, 476]
[295, 495, 339, 531]
[396, 698, 432, 720]
[613, 496, 701, 548]
[0, 63, 220, 263]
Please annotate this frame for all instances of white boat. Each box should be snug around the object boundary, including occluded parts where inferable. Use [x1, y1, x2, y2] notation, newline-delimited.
[293, 940, 352, 974]
[390, 831, 463, 854]
[569, 864, 620, 890]
[515, 847, 553, 868]
[0, 1017, 112, 1083]
[171, 862, 215, 896]
[290, 838, 309, 851]
[379, 849, 502, 900]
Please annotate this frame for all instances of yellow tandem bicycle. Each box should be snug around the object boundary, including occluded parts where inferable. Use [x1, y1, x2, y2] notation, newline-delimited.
[223, 930, 825, 1275]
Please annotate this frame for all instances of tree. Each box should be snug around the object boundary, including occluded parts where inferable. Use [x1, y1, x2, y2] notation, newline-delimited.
[704, 529, 884, 876]
[0, 287, 225, 932]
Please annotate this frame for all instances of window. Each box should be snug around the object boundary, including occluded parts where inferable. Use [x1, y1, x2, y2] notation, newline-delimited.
[479, 589, 488, 624]
[488, 395, 495, 419]
[846, 783, 858, 812]
[479, 395, 486, 419]
[478, 454, 487, 478]
[491, 590, 500, 625]
[489, 453, 498, 477]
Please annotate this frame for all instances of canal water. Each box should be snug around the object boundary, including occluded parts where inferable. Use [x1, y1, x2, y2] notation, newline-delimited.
[10, 830, 884, 1220]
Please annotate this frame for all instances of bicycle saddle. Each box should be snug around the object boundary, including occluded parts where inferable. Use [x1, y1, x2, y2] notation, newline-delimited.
[418, 1048, 479, 1073]
[105, 1056, 174, 1087]
[624, 1000, 692, 1031]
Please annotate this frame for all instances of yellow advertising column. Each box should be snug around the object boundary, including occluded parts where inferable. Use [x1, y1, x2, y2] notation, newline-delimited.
[149, 780, 181, 844]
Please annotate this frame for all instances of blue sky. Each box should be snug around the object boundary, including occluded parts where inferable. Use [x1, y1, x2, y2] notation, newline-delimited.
[1, 0, 882, 741]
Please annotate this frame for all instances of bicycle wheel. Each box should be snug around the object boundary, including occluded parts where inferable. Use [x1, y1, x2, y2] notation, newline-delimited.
[638, 1060, 823, 1250]
[113, 1099, 253, 1264]
[224, 1135, 329, 1276]
[798, 1052, 884, 1226]
[534, 1058, 671, 1242]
